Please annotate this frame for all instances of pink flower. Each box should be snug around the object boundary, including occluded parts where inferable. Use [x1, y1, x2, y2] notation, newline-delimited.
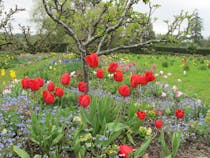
[176, 91, 183, 97]
[152, 64, 157, 70]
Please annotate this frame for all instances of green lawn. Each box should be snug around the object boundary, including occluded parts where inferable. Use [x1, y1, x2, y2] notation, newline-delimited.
[119, 53, 210, 104]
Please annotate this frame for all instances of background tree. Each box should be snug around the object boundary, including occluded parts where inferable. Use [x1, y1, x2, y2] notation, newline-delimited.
[189, 10, 203, 44]
[41, 0, 195, 89]
[0, 0, 24, 49]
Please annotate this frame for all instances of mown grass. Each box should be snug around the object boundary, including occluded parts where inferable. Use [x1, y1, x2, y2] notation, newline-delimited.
[119, 53, 210, 104]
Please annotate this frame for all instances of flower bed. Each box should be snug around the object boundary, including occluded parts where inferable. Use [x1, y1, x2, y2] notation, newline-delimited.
[0, 53, 209, 158]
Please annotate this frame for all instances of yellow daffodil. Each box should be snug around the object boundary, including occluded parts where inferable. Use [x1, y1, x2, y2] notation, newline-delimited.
[9, 70, 16, 79]
[1, 69, 5, 77]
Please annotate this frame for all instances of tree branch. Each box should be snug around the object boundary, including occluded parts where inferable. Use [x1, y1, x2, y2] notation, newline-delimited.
[42, 0, 86, 53]
[97, 39, 167, 55]
[0, 5, 24, 29]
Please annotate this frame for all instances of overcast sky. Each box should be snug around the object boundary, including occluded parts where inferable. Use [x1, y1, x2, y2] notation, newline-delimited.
[4, 0, 210, 38]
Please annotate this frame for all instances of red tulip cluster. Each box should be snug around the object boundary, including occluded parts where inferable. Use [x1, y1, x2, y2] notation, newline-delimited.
[21, 77, 44, 91]
[77, 81, 91, 108]
[130, 71, 156, 88]
[43, 81, 64, 104]
[21, 73, 69, 105]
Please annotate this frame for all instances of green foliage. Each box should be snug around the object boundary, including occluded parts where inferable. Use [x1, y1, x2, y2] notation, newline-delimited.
[160, 130, 181, 158]
[162, 61, 169, 67]
[13, 146, 42, 158]
[80, 96, 122, 135]
[27, 111, 64, 154]
[130, 138, 152, 157]
[13, 146, 30, 158]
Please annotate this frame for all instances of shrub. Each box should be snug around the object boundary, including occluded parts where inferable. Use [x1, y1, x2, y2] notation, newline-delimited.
[162, 61, 169, 68]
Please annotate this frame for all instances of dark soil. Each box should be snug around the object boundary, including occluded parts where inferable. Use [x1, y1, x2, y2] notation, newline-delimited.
[146, 139, 210, 158]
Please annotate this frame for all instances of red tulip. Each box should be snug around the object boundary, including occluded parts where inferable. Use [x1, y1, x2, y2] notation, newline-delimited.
[139, 76, 148, 85]
[118, 145, 133, 158]
[155, 119, 163, 129]
[136, 111, 146, 120]
[44, 92, 55, 104]
[130, 74, 141, 88]
[55, 87, 64, 97]
[47, 82, 55, 91]
[78, 94, 91, 108]
[208, 63, 210, 67]
[42, 90, 50, 99]
[29, 79, 40, 91]
[118, 85, 130, 97]
[176, 109, 184, 119]
[21, 77, 30, 89]
[108, 62, 118, 73]
[78, 82, 87, 92]
[96, 69, 104, 79]
[113, 70, 123, 82]
[61, 73, 70, 86]
[85, 53, 98, 68]
[145, 71, 156, 82]
[37, 77, 44, 87]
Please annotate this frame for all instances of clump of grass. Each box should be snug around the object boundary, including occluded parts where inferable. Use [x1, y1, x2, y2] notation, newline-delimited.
[162, 61, 169, 68]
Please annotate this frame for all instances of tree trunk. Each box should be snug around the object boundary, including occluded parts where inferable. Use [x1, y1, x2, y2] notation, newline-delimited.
[82, 51, 89, 93]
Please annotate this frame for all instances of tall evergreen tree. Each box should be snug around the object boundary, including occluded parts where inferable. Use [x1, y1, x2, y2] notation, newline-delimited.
[190, 10, 203, 44]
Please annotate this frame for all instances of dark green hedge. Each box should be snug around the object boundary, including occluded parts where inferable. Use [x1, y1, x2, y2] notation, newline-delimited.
[129, 46, 210, 55]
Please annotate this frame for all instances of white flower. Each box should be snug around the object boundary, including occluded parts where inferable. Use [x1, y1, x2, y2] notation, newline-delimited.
[2, 88, 12, 95]
[70, 71, 76, 77]
[12, 79, 19, 84]
[177, 79, 182, 83]
[22, 90, 27, 95]
[183, 71, 186, 75]
[159, 71, 164, 75]
[167, 73, 172, 76]
[154, 73, 159, 77]
[176, 91, 183, 97]
[161, 92, 167, 97]
[163, 75, 168, 79]
[108, 74, 113, 78]
[172, 85, 178, 91]
[93, 71, 96, 75]
[164, 84, 169, 88]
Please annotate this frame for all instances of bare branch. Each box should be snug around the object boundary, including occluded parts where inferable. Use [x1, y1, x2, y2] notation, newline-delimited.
[42, 0, 86, 53]
[0, 5, 25, 29]
[97, 39, 167, 56]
